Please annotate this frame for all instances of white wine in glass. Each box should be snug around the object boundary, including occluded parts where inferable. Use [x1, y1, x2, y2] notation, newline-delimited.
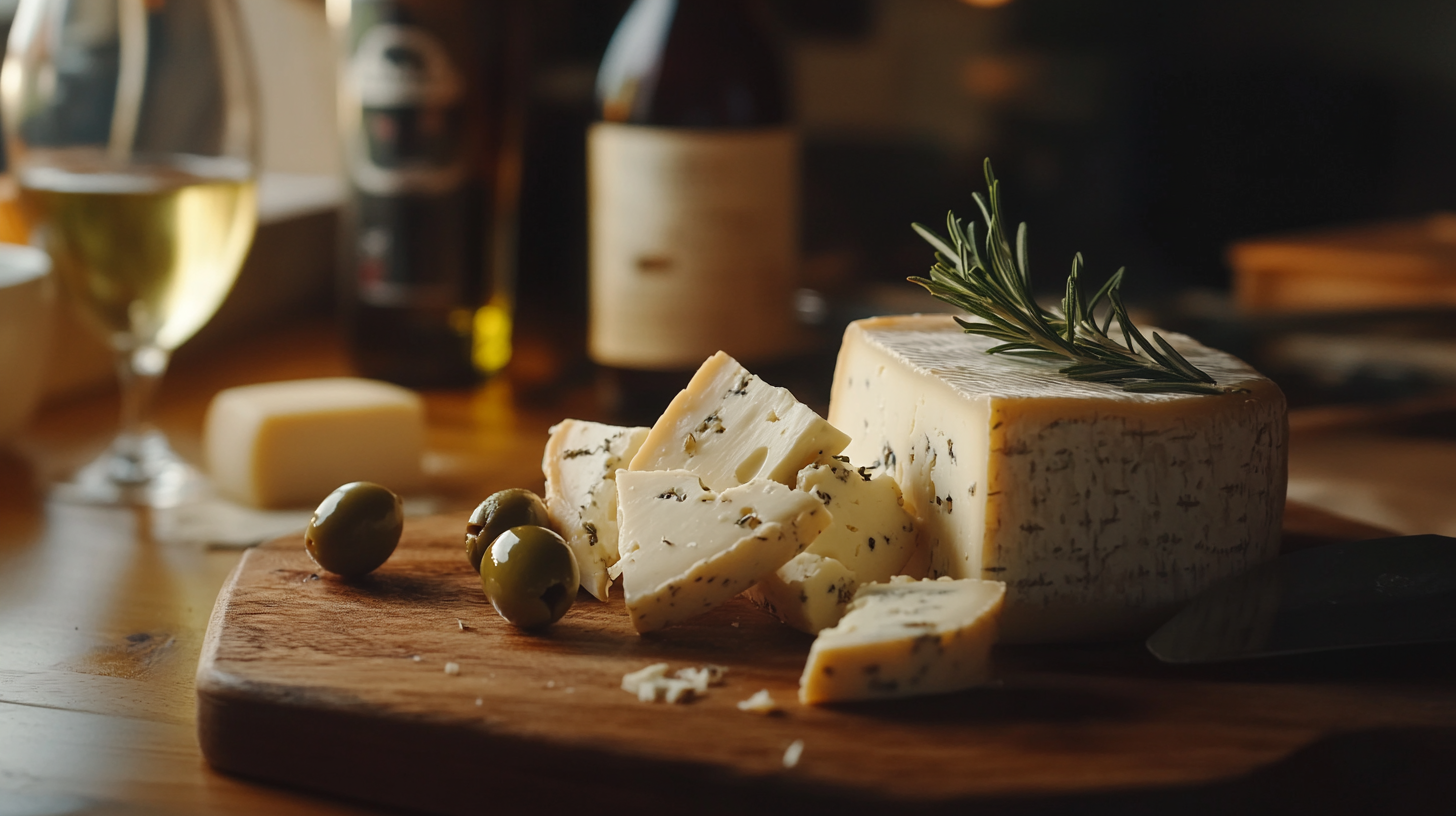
[2, 0, 259, 506]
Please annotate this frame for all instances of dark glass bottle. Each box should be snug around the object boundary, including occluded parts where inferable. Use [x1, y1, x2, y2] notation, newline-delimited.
[589, 0, 797, 423]
[335, 0, 524, 388]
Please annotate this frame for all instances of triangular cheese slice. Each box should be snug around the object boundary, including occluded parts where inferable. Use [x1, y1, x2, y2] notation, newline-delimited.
[616, 469, 830, 633]
[541, 419, 649, 600]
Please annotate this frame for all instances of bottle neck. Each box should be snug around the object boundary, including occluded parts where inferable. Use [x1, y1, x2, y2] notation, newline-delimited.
[597, 0, 789, 128]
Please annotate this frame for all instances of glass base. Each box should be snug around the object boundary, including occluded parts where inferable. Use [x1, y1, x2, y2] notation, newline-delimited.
[52, 429, 208, 508]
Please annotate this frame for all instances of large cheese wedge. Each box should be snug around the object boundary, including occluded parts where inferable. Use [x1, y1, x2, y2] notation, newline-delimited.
[628, 351, 851, 492]
[615, 469, 830, 633]
[541, 419, 650, 600]
[799, 576, 1005, 704]
[829, 315, 1287, 643]
[204, 378, 425, 508]
[745, 455, 917, 633]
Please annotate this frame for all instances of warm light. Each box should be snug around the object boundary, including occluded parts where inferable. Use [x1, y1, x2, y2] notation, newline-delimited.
[961, 0, 1014, 7]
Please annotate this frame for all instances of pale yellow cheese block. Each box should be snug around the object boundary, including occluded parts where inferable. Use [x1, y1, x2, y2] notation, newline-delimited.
[830, 315, 1288, 643]
[204, 377, 425, 508]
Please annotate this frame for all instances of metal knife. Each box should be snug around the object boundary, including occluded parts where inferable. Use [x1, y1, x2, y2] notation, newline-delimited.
[1147, 534, 1456, 663]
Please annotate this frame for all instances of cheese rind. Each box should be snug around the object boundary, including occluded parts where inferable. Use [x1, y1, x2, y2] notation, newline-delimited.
[616, 469, 830, 633]
[798, 577, 1005, 704]
[829, 315, 1287, 643]
[745, 456, 918, 633]
[628, 351, 851, 492]
[541, 419, 649, 600]
[204, 378, 425, 509]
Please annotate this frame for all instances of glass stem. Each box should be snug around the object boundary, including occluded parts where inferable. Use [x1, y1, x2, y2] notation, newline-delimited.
[110, 343, 171, 484]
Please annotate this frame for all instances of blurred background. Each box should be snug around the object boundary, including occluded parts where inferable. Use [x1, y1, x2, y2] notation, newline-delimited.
[11, 0, 1456, 409]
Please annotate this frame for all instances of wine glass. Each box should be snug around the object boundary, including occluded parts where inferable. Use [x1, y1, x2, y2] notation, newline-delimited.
[2, 0, 259, 507]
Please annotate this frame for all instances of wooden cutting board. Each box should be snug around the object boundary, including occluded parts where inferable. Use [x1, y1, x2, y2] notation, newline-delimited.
[197, 510, 1456, 815]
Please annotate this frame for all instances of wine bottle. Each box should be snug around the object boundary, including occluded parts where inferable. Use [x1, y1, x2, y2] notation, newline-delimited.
[589, 0, 797, 421]
[332, 0, 523, 388]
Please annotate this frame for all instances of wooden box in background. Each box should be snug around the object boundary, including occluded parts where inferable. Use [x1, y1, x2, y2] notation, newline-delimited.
[1230, 213, 1456, 313]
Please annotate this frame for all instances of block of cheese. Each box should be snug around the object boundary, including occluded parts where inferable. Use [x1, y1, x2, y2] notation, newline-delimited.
[746, 552, 857, 634]
[628, 351, 851, 492]
[204, 378, 426, 509]
[615, 469, 830, 633]
[541, 419, 650, 600]
[829, 315, 1287, 643]
[799, 576, 1005, 705]
[745, 455, 918, 633]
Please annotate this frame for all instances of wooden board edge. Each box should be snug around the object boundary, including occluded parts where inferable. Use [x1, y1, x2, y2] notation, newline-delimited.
[195, 675, 929, 816]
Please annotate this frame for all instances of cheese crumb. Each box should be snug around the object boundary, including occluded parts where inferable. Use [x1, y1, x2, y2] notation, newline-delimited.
[783, 739, 804, 768]
[444, 662, 460, 676]
[736, 689, 779, 714]
[474, 698, 483, 706]
[674, 664, 727, 693]
[662, 678, 695, 704]
[621, 663, 670, 695]
[623, 663, 727, 704]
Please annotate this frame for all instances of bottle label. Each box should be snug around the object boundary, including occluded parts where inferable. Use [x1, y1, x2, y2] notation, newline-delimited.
[588, 123, 799, 369]
[345, 23, 470, 197]
[340, 15, 480, 310]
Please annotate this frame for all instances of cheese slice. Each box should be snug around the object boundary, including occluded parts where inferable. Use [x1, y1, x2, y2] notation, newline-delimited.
[628, 351, 851, 492]
[745, 455, 918, 633]
[204, 378, 425, 509]
[829, 315, 1288, 643]
[799, 576, 1005, 704]
[541, 419, 649, 600]
[615, 469, 830, 633]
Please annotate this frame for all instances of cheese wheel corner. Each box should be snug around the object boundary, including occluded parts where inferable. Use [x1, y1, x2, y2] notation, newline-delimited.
[828, 314, 1287, 643]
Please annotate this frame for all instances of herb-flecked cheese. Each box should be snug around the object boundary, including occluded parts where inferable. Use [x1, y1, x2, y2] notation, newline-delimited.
[615, 469, 830, 633]
[746, 551, 857, 634]
[541, 419, 650, 600]
[799, 576, 1005, 704]
[829, 315, 1288, 643]
[628, 351, 851, 492]
[745, 455, 918, 633]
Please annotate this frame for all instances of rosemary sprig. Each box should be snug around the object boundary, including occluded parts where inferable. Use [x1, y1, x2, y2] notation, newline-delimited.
[909, 160, 1236, 395]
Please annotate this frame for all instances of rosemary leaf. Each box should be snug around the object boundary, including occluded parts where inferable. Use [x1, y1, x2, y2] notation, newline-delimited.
[909, 159, 1238, 395]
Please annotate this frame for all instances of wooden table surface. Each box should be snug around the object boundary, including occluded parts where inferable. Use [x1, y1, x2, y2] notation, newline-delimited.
[0, 321, 570, 816]
[0, 319, 1450, 815]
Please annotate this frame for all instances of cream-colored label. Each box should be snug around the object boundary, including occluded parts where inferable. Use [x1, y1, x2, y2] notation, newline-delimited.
[588, 123, 798, 369]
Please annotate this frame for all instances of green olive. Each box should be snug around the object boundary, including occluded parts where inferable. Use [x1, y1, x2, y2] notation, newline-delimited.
[479, 525, 579, 630]
[304, 482, 403, 577]
[465, 488, 551, 572]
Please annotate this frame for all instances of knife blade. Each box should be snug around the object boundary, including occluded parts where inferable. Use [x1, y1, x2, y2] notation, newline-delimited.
[1147, 534, 1456, 663]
